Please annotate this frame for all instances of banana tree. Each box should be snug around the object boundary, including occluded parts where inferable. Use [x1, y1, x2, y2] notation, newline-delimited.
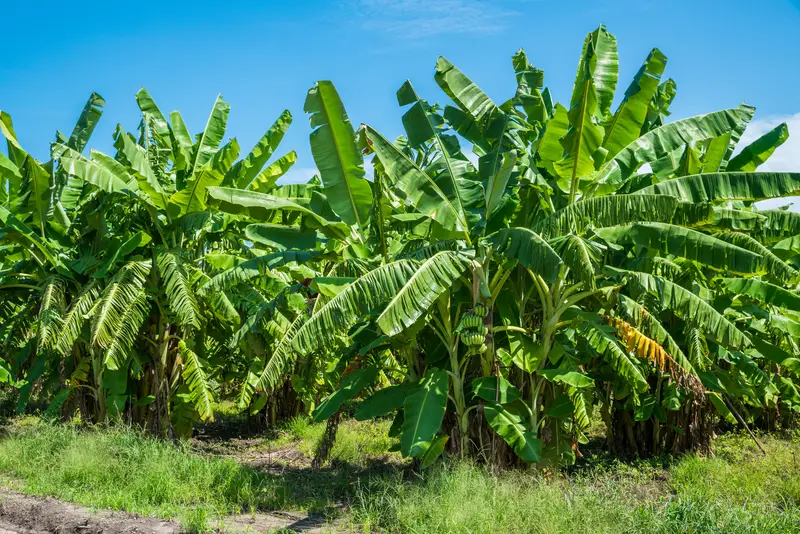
[2, 89, 299, 436]
[0, 94, 109, 415]
[203, 81, 439, 451]
[282, 25, 799, 466]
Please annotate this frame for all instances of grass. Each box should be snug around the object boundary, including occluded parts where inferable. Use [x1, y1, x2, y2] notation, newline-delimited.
[0, 416, 280, 528]
[350, 433, 800, 533]
[0, 415, 400, 530]
[269, 415, 397, 466]
[0, 416, 798, 533]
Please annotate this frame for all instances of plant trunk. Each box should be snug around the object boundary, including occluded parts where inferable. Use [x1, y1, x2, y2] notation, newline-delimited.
[608, 389, 713, 457]
[312, 411, 340, 468]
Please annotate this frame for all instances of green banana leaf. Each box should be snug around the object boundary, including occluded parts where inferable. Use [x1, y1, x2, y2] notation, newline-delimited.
[377, 251, 468, 337]
[483, 402, 541, 462]
[602, 48, 666, 158]
[728, 122, 790, 172]
[305, 81, 371, 227]
[401, 368, 449, 457]
[595, 222, 763, 274]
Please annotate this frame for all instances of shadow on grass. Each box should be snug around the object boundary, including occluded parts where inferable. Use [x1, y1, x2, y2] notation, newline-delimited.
[0, 415, 406, 524]
[258, 459, 404, 518]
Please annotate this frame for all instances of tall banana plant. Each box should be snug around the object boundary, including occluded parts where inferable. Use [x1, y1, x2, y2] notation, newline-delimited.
[204, 80, 422, 427]
[1, 93, 109, 414]
[2, 89, 299, 436]
[275, 25, 797, 466]
[2, 24, 798, 465]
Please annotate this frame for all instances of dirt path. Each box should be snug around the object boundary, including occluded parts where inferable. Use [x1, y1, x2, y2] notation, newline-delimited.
[0, 487, 337, 533]
[0, 487, 178, 533]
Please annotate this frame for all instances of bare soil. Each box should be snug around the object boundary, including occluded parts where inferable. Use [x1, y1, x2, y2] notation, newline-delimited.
[0, 486, 337, 533]
[191, 433, 312, 473]
[0, 487, 178, 534]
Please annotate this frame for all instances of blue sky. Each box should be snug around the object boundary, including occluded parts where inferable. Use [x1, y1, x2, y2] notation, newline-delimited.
[2, 0, 799, 183]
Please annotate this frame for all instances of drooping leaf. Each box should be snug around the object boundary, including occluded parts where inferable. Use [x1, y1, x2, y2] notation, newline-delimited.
[719, 278, 800, 312]
[355, 384, 408, 420]
[616, 294, 693, 374]
[293, 261, 418, 354]
[636, 172, 800, 203]
[55, 280, 100, 356]
[377, 251, 467, 337]
[55, 144, 131, 194]
[715, 231, 797, 282]
[539, 368, 595, 389]
[245, 223, 316, 251]
[103, 288, 149, 371]
[401, 368, 449, 457]
[91, 261, 151, 349]
[611, 268, 750, 349]
[207, 186, 348, 239]
[578, 321, 648, 392]
[421, 434, 449, 469]
[595, 222, 763, 274]
[535, 194, 712, 237]
[37, 277, 64, 352]
[238, 315, 305, 408]
[590, 108, 753, 195]
[179, 341, 214, 422]
[94, 231, 151, 279]
[472, 376, 521, 404]
[198, 249, 320, 296]
[490, 227, 562, 283]
[483, 402, 541, 463]
[156, 249, 200, 329]
[550, 234, 602, 288]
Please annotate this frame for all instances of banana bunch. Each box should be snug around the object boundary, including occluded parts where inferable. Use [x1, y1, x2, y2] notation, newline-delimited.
[462, 313, 483, 329]
[458, 306, 488, 354]
[462, 330, 486, 346]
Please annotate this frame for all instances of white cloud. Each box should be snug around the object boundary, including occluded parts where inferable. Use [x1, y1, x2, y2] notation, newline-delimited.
[351, 0, 516, 39]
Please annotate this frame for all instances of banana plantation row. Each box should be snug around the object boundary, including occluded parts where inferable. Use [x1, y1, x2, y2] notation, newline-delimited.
[2, 26, 799, 466]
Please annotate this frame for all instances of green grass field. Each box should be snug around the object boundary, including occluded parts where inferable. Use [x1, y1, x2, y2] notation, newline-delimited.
[0, 416, 798, 533]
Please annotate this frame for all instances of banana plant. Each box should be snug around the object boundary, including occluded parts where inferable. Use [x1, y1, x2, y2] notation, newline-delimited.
[0, 93, 110, 415]
[278, 25, 798, 466]
[1, 89, 300, 437]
